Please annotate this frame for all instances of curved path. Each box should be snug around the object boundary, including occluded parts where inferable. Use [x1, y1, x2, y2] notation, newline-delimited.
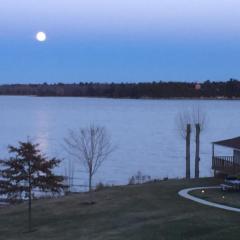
[178, 186, 240, 213]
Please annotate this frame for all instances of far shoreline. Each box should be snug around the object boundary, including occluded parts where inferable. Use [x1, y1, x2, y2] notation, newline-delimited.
[0, 94, 240, 101]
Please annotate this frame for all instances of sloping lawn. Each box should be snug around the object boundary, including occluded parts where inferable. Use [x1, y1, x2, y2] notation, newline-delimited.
[0, 178, 240, 240]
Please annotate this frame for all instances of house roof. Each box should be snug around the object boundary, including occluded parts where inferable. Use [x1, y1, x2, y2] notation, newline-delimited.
[213, 137, 240, 150]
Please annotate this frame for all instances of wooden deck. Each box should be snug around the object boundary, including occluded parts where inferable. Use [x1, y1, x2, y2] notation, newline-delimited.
[212, 156, 240, 174]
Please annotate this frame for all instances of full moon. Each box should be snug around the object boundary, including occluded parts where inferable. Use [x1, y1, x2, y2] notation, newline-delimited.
[36, 32, 47, 42]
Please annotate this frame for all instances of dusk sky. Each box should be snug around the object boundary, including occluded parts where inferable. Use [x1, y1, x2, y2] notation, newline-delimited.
[1, 0, 240, 83]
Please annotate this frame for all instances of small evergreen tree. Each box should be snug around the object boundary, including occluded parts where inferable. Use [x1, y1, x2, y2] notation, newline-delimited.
[0, 141, 65, 232]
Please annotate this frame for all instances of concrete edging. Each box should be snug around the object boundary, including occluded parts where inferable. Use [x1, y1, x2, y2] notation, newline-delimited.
[178, 186, 240, 213]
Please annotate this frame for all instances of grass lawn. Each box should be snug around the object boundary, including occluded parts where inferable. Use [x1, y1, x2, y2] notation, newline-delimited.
[0, 177, 240, 240]
[191, 187, 240, 209]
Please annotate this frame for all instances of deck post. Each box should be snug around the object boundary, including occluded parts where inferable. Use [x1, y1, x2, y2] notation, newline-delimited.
[212, 143, 215, 158]
[212, 143, 216, 176]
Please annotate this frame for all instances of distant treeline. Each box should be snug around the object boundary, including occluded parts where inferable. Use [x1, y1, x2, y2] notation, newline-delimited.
[0, 79, 240, 99]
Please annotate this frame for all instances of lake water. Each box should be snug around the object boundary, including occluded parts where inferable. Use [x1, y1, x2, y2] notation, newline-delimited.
[0, 96, 239, 189]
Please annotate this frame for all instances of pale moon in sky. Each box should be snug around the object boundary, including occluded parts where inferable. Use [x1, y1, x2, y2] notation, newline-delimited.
[36, 32, 47, 42]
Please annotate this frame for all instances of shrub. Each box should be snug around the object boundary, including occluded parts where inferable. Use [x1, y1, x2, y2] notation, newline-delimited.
[95, 182, 111, 191]
[128, 171, 151, 185]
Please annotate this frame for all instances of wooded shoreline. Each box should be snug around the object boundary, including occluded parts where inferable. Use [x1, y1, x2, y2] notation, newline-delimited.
[0, 79, 240, 99]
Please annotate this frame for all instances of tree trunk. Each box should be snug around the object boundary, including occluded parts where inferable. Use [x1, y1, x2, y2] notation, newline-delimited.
[186, 124, 191, 179]
[28, 189, 32, 232]
[195, 123, 200, 178]
[28, 158, 32, 232]
[89, 174, 92, 192]
[88, 173, 93, 203]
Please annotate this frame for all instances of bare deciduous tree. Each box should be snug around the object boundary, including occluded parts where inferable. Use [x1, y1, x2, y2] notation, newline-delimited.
[177, 111, 191, 179]
[177, 107, 206, 179]
[64, 125, 113, 194]
[191, 107, 206, 179]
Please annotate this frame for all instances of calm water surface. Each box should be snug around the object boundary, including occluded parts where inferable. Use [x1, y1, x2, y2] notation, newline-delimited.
[0, 96, 239, 188]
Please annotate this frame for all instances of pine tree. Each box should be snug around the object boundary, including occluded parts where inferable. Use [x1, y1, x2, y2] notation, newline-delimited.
[0, 141, 65, 232]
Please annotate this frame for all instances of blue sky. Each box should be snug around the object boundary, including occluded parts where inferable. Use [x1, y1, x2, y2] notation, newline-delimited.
[1, 0, 240, 83]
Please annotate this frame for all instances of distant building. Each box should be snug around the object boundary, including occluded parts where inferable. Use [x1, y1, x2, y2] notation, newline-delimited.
[195, 83, 201, 90]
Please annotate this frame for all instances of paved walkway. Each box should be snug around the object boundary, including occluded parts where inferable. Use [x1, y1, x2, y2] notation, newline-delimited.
[0, 202, 9, 206]
[178, 186, 240, 213]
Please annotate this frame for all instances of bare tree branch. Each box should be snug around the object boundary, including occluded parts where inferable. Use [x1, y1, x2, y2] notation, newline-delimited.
[191, 106, 207, 132]
[176, 110, 191, 139]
